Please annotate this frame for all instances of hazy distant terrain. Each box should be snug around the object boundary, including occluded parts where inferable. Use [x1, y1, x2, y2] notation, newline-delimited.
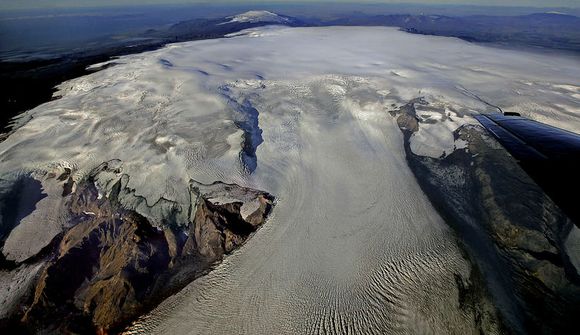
[325, 12, 580, 52]
[2, 6, 580, 134]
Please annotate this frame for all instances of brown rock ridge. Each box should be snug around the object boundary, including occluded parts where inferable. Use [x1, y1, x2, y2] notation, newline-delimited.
[1, 164, 274, 334]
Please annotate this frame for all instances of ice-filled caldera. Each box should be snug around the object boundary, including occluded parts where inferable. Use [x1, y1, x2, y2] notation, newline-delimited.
[1, 26, 579, 333]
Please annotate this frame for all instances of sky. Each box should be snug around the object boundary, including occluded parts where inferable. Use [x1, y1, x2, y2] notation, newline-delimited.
[1, 0, 579, 11]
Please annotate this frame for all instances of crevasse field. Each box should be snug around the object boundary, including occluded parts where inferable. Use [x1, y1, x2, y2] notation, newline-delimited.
[1, 26, 579, 334]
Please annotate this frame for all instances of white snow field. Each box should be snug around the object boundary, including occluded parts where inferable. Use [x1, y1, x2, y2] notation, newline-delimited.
[222, 10, 291, 24]
[0, 26, 579, 334]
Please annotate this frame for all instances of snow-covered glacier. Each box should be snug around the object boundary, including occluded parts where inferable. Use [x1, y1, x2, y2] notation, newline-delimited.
[1, 27, 579, 334]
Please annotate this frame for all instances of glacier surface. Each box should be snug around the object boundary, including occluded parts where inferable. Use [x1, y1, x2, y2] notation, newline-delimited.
[1, 26, 579, 333]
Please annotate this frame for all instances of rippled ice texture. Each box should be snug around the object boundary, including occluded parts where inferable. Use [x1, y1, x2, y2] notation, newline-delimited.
[1, 27, 579, 333]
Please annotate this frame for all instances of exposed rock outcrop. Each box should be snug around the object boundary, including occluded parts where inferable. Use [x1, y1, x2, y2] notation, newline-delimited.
[0, 162, 274, 334]
[391, 100, 580, 334]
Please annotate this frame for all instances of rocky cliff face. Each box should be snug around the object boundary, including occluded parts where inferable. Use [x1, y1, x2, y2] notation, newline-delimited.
[0, 162, 274, 334]
[391, 100, 580, 334]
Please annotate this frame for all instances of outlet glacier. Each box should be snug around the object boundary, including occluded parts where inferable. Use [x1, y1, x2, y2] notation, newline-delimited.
[1, 26, 579, 334]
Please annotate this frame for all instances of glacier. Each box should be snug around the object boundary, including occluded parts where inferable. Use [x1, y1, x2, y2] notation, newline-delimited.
[0, 26, 579, 334]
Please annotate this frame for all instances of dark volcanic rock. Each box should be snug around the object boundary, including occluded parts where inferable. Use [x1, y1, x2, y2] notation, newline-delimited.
[390, 101, 580, 334]
[0, 163, 274, 334]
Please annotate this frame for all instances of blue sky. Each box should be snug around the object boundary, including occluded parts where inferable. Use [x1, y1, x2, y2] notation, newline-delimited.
[2, 0, 579, 11]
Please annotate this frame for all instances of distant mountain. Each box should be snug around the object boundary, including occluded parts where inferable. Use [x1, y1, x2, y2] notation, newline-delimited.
[157, 11, 580, 53]
[321, 12, 580, 52]
[145, 10, 304, 42]
[222, 10, 294, 24]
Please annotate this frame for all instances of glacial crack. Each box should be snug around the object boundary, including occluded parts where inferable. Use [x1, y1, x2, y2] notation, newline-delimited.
[220, 86, 264, 173]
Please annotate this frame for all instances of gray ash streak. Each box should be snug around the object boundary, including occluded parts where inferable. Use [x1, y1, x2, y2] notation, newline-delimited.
[220, 86, 264, 174]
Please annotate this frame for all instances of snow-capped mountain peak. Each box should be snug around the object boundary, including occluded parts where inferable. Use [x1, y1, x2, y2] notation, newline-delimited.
[224, 11, 290, 24]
